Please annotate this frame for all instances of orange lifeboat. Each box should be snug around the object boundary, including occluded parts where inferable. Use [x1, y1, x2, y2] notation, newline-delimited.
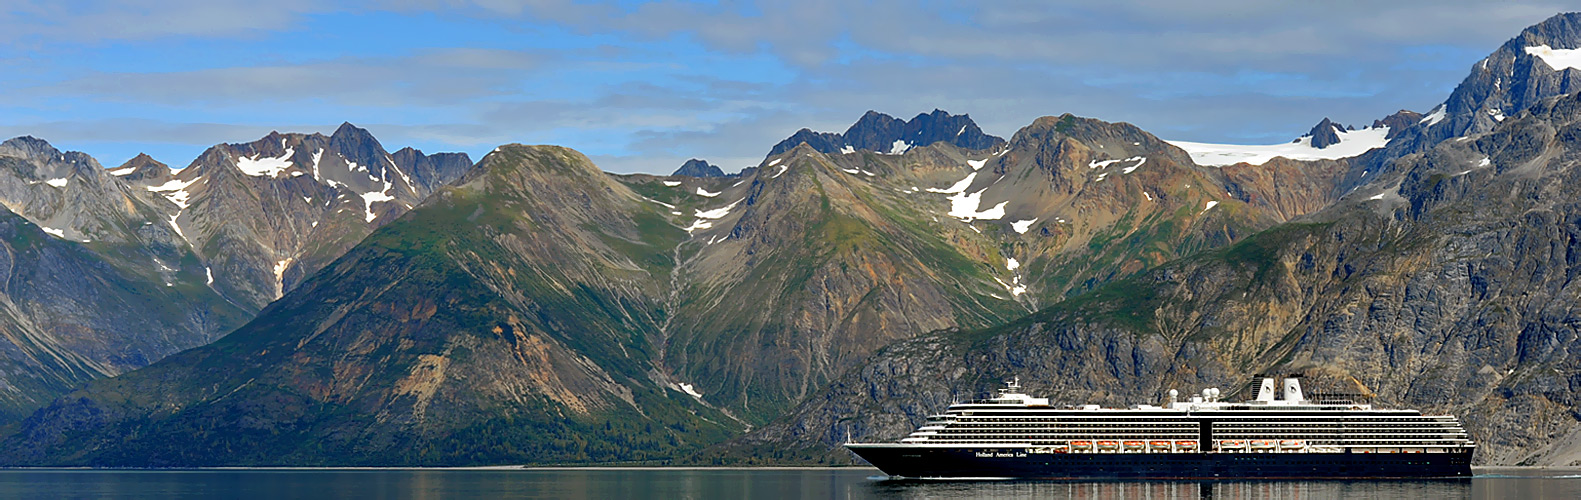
[1071, 441, 1094, 451]
[1279, 440, 1305, 449]
[1123, 440, 1145, 450]
[1219, 440, 1246, 449]
[1149, 440, 1172, 450]
[1250, 440, 1276, 450]
[1176, 440, 1199, 450]
[1097, 440, 1120, 451]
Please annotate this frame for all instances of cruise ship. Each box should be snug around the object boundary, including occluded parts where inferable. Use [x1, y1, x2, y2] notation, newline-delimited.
[845, 377, 1475, 479]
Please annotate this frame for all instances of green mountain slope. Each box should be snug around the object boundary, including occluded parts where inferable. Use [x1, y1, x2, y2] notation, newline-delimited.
[0, 146, 733, 466]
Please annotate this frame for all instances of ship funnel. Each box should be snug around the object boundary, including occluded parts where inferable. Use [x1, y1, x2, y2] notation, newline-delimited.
[1257, 378, 1276, 402]
[1283, 378, 1304, 402]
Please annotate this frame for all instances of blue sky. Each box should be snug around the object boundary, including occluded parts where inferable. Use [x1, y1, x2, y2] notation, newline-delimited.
[0, 1, 1571, 174]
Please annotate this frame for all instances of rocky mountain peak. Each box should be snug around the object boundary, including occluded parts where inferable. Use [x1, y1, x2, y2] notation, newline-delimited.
[1304, 118, 1344, 149]
[0, 136, 60, 161]
[110, 153, 171, 183]
[672, 158, 726, 177]
[767, 109, 1006, 157]
[1430, 13, 1581, 138]
[328, 122, 385, 157]
[1371, 110, 1424, 139]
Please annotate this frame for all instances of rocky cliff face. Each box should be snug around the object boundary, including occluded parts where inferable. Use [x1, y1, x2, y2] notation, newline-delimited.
[1343, 13, 1581, 193]
[0, 205, 250, 422]
[712, 89, 1581, 467]
[768, 110, 1006, 157]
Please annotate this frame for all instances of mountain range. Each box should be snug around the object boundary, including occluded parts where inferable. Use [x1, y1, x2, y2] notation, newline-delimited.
[0, 123, 470, 421]
[3, 12, 1581, 468]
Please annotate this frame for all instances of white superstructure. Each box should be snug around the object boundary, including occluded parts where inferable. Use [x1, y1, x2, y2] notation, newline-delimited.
[895, 377, 1476, 455]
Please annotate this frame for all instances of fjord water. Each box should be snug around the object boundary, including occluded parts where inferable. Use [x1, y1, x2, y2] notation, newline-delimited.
[1, 468, 1577, 499]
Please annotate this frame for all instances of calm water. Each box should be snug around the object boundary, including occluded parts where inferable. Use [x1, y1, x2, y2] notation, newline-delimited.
[0, 467, 1577, 499]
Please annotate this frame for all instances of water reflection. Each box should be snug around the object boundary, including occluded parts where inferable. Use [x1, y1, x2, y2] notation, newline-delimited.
[0, 467, 1574, 499]
[868, 478, 1474, 500]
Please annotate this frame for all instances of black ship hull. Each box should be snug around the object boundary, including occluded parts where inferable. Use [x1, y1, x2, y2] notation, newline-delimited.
[847, 445, 1474, 480]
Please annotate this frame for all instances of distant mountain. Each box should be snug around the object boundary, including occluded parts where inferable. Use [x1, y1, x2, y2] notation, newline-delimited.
[672, 159, 726, 177]
[120, 122, 473, 310]
[767, 109, 1006, 157]
[0, 126, 473, 422]
[0, 139, 252, 421]
[0, 108, 1349, 465]
[0, 145, 738, 466]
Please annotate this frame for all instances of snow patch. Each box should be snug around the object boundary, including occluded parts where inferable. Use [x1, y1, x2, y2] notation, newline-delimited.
[1421, 106, 1447, 127]
[967, 159, 987, 170]
[236, 148, 295, 177]
[840, 145, 855, 154]
[678, 383, 703, 398]
[1143, 191, 1153, 201]
[641, 197, 676, 209]
[360, 189, 395, 223]
[1011, 219, 1037, 234]
[768, 158, 782, 167]
[1006, 257, 1020, 271]
[682, 219, 713, 233]
[1203, 200, 1219, 213]
[926, 172, 977, 194]
[1525, 44, 1581, 71]
[146, 178, 198, 209]
[41, 227, 65, 238]
[1167, 126, 1390, 167]
[694, 199, 742, 219]
[1367, 192, 1387, 201]
[957, 125, 967, 136]
[771, 163, 788, 178]
[44, 178, 68, 188]
[695, 187, 721, 197]
[205, 267, 214, 285]
[1478, 157, 1491, 167]
[886, 140, 912, 155]
[168, 214, 188, 242]
[1121, 157, 1147, 174]
[109, 167, 136, 176]
[946, 189, 1007, 221]
[662, 180, 682, 187]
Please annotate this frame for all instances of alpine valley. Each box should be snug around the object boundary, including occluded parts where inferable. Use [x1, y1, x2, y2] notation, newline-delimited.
[3, 13, 1581, 469]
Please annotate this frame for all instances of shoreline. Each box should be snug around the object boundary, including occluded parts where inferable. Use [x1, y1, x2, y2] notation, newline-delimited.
[0, 465, 1575, 472]
[0, 466, 883, 471]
